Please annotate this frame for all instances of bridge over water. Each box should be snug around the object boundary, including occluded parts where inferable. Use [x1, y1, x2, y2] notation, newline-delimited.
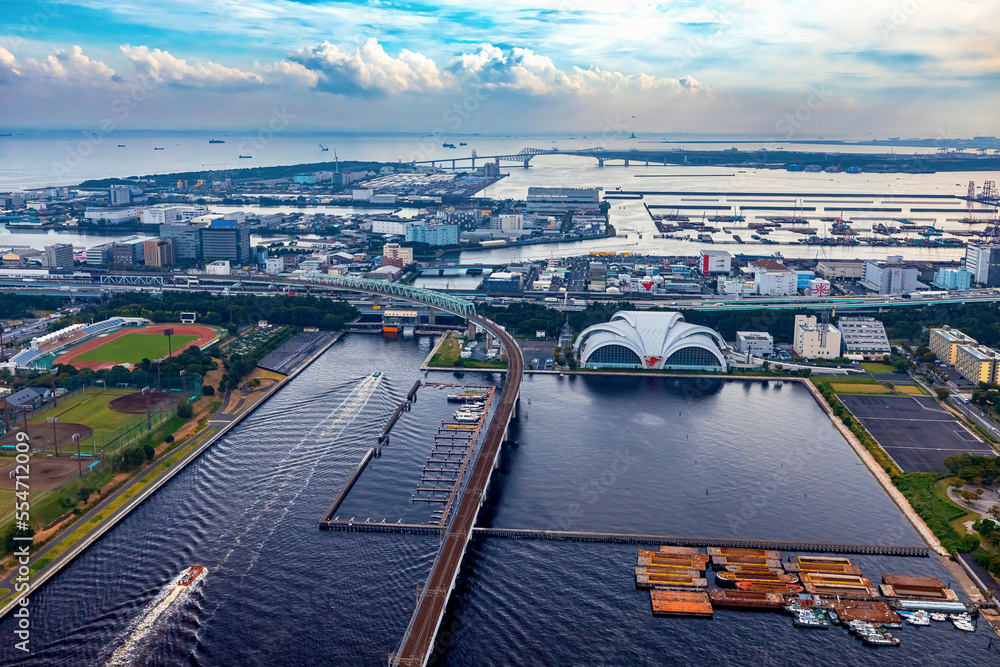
[291, 274, 523, 667]
[409, 146, 687, 169]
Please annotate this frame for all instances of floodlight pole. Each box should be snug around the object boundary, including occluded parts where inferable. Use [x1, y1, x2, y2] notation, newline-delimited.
[72, 433, 82, 478]
[50, 368, 59, 408]
[0, 324, 5, 363]
[47, 417, 59, 457]
[142, 386, 151, 429]
[18, 405, 30, 432]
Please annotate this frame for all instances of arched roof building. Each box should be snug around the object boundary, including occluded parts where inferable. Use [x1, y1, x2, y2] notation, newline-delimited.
[574, 311, 728, 371]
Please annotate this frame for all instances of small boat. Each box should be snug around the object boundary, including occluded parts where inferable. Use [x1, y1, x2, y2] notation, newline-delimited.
[930, 613, 947, 622]
[905, 610, 930, 626]
[178, 565, 205, 586]
[459, 142, 467, 146]
[828, 610, 839, 625]
[453, 412, 480, 423]
[239, 155, 252, 158]
[951, 613, 975, 632]
[372, 371, 381, 378]
[154, 147, 164, 150]
[792, 608, 829, 629]
[209, 139, 225, 144]
[117, 144, 125, 147]
[862, 632, 900, 647]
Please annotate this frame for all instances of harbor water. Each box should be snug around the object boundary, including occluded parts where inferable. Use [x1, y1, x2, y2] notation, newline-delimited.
[0, 335, 992, 665]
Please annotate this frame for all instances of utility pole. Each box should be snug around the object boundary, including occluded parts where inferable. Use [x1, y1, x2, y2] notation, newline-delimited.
[0, 324, 6, 363]
[18, 405, 30, 432]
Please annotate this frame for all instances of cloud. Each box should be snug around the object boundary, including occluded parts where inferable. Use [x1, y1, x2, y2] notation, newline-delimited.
[0, 45, 118, 86]
[282, 39, 704, 97]
[447, 43, 704, 95]
[257, 60, 319, 88]
[289, 38, 446, 95]
[120, 45, 263, 88]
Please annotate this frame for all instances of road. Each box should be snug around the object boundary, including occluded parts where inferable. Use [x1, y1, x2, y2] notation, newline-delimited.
[393, 315, 523, 666]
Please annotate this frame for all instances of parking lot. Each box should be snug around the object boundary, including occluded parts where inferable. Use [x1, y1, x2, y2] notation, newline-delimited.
[840, 394, 997, 473]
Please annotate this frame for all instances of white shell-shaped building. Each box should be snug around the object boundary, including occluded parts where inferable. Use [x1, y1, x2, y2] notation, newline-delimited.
[574, 311, 728, 371]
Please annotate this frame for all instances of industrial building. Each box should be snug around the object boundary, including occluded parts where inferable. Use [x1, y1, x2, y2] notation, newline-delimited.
[699, 249, 731, 274]
[816, 260, 865, 281]
[792, 314, 841, 360]
[405, 222, 458, 246]
[142, 204, 209, 226]
[929, 327, 978, 366]
[837, 317, 891, 359]
[525, 187, 601, 215]
[860, 258, 918, 294]
[575, 311, 728, 371]
[750, 259, 797, 296]
[955, 345, 1000, 384]
[736, 332, 774, 357]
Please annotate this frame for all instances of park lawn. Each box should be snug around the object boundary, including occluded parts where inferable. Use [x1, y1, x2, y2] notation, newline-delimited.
[428, 336, 462, 366]
[812, 375, 879, 387]
[73, 332, 198, 364]
[862, 362, 896, 373]
[29, 387, 136, 432]
[895, 385, 927, 395]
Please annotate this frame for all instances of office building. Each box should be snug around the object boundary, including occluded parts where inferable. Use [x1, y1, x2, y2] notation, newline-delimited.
[200, 219, 250, 264]
[929, 326, 978, 366]
[405, 222, 458, 246]
[861, 258, 919, 294]
[837, 317, 891, 359]
[85, 243, 114, 266]
[143, 238, 175, 267]
[736, 332, 774, 357]
[964, 245, 1000, 286]
[112, 238, 147, 265]
[159, 222, 207, 261]
[264, 257, 285, 274]
[792, 314, 841, 359]
[43, 243, 74, 270]
[108, 185, 132, 205]
[931, 267, 972, 291]
[381, 243, 413, 268]
[84, 207, 138, 224]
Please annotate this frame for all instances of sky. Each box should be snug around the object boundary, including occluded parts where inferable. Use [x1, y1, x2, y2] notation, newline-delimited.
[0, 0, 998, 137]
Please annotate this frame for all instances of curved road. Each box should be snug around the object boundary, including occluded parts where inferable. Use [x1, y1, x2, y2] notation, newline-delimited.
[394, 315, 523, 666]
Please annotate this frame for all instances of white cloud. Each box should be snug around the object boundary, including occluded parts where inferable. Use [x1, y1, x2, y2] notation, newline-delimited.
[257, 60, 319, 88]
[289, 38, 446, 95]
[120, 45, 263, 88]
[0, 45, 118, 86]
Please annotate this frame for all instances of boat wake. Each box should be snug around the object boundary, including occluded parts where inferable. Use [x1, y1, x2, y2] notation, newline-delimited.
[104, 567, 207, 666]
[214, 373, 383, 571]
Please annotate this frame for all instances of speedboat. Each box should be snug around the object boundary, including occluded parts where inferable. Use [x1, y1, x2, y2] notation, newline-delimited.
[951, 613, 975, 632]
[178, 565, 205, 586]
[905, 610, 930, 626]
[372, 371, 381, 378]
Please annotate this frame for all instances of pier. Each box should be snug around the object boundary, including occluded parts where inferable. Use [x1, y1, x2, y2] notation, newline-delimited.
[319, 448, 376, 523]
[392, 316, 523, 667]
[470, 529, 931, 556]
[378, 402, 411, 448]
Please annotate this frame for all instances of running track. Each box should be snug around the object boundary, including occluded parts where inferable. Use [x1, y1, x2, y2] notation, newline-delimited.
[53, 324, 219, 370]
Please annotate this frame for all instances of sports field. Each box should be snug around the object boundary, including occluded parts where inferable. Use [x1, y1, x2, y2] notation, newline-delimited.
[73, 332, 198, 364]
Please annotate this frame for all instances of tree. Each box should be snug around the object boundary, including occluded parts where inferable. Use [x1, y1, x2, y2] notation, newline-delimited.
[934, 387, 950, 401]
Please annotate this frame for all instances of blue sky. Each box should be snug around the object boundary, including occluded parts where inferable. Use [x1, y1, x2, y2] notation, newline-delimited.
[1, 0, 997, 135]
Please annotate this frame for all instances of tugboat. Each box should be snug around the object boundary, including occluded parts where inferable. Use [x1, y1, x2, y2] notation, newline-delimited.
[791, 607, 829, 629]
[178, 565, 205, 586]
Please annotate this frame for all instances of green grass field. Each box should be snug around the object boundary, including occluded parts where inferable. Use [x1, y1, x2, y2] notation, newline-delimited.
[861, 362, 896, 373]
[29, 387, 137, 431]
[74, 332, 198, 364]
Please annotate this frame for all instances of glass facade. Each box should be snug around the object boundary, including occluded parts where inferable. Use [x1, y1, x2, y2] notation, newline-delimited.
[664, 346, 722, 370]
[585, 344, 641, 368]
